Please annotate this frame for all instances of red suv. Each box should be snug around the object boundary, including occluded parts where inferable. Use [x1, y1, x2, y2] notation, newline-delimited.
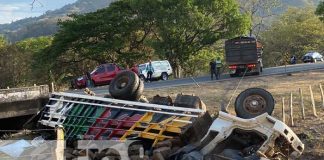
[71, 63, 139, 89]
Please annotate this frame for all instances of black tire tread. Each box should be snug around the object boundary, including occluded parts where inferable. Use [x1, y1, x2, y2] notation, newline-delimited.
[133, 80, 144, 101]
[109, 71, 139, 100]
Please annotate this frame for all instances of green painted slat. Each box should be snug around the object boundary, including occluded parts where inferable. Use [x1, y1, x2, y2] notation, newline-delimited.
[68, 105, 105, 139]
[63, 99, 88, 138]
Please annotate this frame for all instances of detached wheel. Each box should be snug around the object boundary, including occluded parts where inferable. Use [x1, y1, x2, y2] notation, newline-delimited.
[109, 71, 139, 100]
[133, 80, 144, 101]
[161, 72, 168, 80]
[235, 88, 274, 119]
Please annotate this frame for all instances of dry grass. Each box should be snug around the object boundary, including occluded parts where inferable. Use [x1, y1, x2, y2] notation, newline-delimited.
[143, 70, 324, 159]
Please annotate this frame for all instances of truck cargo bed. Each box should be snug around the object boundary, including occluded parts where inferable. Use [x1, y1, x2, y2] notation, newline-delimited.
[225, 37, 260, 64]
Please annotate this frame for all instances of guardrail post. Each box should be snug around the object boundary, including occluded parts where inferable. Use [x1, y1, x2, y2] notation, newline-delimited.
[309, 85, 318, 117]
[320, 84, 324, 108]
[299, 88, 305, 119]
[282, 97, 285, 124]
[290, 92, 294, 126]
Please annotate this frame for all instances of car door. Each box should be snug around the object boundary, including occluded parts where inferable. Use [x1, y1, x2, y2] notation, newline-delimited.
[92, 65, 106, 85]
[139, 64, 147, 78]
[152, 61, 161, 78]
[164, 61, 173, 75]
[106, 64, 117, 82]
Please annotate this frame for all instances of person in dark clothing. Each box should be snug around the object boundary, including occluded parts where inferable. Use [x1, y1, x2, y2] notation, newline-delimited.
[290, 55, 297, 64]
[85, 72, 94, 87]
[146, 60, 154, 82]
[215, 57, 223, 80]
[210, 60, 217, 80]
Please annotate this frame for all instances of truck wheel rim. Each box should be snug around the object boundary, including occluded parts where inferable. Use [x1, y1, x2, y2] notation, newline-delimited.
[116, 77, 129, 89]
[162, 74, 167, 80]
[243, 95, 266, 115]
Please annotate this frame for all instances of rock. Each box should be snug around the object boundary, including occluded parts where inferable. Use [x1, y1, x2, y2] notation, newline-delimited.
[153, 147, 171, 160]
[128, 144, 144, 156]
[155, 140, 172, 149]
[129, 155, 150, 160]
[152, 152, 165, 160]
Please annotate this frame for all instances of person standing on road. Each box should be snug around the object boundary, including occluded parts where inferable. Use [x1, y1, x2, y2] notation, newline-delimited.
[146, 60, 154, 82]
[216, 57, 223, 79]
[210, 59, 217, 80]
[85, 71, 94, 87]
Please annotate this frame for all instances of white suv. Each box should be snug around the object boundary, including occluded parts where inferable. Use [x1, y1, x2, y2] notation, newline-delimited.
[138, 60, 173, 81]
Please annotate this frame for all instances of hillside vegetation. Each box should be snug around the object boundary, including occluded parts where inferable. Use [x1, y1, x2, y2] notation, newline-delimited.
[0, 0, 113, 42]
[0, 0, 320, 42]
[0, 0, 323, 89]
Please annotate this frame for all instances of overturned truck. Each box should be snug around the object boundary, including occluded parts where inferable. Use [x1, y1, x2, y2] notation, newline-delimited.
[36, 71, 303, 160]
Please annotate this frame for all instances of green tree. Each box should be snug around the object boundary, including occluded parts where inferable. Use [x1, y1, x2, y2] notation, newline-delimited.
[41, 0, 249, 83]
[152, 0, 250, 78]
[16, 36, 52, 53]
[182, 48, 224, 77]
[0, 36, 52, 88]
[41, 0, 157, 84]
[238, 0, 281, 38]
[0, 36, 7, 48]
[20, 36, 53, 84]
[261, 7, 324, 66]
[316, 1, 324, 21]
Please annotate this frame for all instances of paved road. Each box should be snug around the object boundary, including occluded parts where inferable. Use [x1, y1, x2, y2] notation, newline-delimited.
[67, 62, 324, 95]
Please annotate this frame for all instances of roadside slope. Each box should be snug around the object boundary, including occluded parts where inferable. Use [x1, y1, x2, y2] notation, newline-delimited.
[144, 70, 324, 159]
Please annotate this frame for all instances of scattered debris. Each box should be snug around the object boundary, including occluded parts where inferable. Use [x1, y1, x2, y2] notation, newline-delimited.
[0, 140, 32, 158]
[0, 71, 305, 159]
[84, 88, 95, 96]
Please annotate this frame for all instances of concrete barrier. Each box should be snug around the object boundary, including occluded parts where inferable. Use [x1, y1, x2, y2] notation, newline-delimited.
[0, 85, 49, 119]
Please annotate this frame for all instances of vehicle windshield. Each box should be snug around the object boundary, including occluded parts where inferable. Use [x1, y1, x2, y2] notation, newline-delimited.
[90, 67, 98, 74]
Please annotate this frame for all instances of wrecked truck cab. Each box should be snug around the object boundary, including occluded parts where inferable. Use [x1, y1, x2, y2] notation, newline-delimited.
[197, 111, 304, 159]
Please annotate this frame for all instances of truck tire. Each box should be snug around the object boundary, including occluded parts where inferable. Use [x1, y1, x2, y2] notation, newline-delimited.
[151, 95, 173, 106]
[109, 71, 139, 100]
[234, 88, 274, 119]
[161, 72, 168, 80]
[133, 79, 144, 101]
[174, 94, 201, 109]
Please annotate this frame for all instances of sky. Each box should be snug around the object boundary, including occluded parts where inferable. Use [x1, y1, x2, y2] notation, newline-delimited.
[0, 0, 77, 24]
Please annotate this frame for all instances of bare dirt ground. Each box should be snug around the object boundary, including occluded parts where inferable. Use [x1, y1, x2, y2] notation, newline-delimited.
[144, 70, 324, 159]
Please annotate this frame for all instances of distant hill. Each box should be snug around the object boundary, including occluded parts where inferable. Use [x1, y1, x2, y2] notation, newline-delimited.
[281, 0, 321, 8]
[0, 0, 320, 42]
[0, 0, 114, 42]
